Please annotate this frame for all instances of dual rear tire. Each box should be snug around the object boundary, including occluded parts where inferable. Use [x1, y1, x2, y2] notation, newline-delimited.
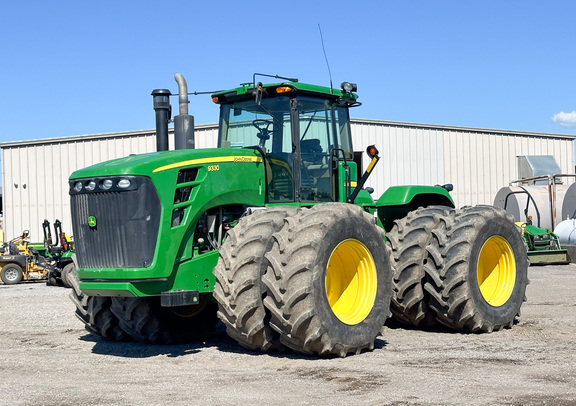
[388, 205, 528, 332]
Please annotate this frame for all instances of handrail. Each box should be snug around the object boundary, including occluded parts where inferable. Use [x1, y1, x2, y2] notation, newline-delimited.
[508, 174, 576, 229]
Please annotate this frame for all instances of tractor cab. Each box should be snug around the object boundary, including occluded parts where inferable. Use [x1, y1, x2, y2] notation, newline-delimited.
[213, 79, 360, 204]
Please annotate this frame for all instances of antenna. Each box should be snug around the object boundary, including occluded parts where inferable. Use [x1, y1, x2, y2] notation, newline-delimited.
[318, 24, 333, 93]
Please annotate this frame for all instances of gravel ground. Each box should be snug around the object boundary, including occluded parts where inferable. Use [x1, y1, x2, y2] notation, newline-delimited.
[1, 264, 576, 406]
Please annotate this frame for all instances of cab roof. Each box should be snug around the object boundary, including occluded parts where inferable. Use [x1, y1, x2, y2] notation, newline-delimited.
[211, 81, 359, 106]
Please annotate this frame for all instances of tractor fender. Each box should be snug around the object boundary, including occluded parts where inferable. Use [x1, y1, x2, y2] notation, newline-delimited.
[375, 185, 455, 232]
[0, 255, 28, 268]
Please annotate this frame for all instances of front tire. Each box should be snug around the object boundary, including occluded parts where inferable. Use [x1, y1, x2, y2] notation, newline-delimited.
[1, 264, 23, 285]
[110, 295, 218, 344]
[263, 203, 393, 357]
[68, 267, 127, 341]
[213, 206, 297, 352]
[424, 206, 529, 332]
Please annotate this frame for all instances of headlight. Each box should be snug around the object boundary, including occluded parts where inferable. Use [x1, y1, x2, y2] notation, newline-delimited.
[70, 176, 138, 194]
[101, 179, 113, 190]
[117, 179, 131, 189]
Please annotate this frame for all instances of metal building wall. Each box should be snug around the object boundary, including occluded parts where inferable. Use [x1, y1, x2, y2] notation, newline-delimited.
[1, 125, 218, 241]
[0, 120, 572, 240]
[442, 127, 575, 207]
[351, 121, 446, 199]
[351, 119, 575, 208]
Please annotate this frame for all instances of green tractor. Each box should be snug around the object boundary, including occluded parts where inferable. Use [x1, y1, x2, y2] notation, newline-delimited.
[517, 221, 569, 265]
[41, 219, 76, 287]
[68, 73, 528, 356]
[501, 187, 569, 265]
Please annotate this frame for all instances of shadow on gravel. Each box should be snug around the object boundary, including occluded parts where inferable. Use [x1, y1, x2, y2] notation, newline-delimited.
[212, 336, 388, 360]
[80, 325, 233, 358]
[384, 317, 458, 333]
[384, 317, 520, 333]
[83, 335, 200, 358]
[80, 323, 388, 360]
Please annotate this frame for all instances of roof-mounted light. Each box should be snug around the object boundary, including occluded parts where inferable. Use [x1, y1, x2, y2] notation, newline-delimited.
[341, 82, 357, 93]
[275, 86, 293, 94]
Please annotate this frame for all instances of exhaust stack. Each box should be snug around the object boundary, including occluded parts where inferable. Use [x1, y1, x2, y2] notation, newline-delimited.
[174, 73, 195, 150]
[151, 88, 171, 152]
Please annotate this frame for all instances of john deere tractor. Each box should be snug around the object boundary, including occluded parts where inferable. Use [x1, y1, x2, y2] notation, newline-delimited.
[69, 73, 528, 356]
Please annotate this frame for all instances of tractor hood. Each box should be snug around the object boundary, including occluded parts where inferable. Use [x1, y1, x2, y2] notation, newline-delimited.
[69, 147, 264, 179]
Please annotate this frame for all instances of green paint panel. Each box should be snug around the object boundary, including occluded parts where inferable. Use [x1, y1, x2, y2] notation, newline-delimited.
[75, 147, 267, 296]
[376, 185, 455, 232]
[527, 250, 570, 265]
[212, 81, 357, 100]
[376, 185, 453, 207]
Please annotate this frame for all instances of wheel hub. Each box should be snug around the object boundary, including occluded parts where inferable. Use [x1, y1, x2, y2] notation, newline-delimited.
[5, 268, 19, 282]
[325, 239, 377, 325]
[477, 236, 516, 307]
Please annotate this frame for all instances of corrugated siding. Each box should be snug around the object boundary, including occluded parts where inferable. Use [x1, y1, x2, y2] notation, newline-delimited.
[2, 133, 155, 241]
[442, 130, 575, 207]
[194, 126, 218, 149]
[1, 121, 574, 239]
[350, 120, 574, 208]
[351, 122, 445, 199]
[1, 128, 220, 240]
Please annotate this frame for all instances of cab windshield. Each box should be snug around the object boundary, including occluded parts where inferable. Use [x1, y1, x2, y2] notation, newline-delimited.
[218, 95, 353, 203]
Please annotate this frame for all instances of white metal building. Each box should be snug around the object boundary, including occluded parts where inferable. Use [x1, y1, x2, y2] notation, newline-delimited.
[1, 119, 574, 241]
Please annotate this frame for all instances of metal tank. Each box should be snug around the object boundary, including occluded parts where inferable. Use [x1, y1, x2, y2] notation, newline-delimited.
[494, 156, 576, 231]
[554, 182, 576, 246]
[561, 181, 576, 221]
[493, 184, 566, 231]
[554, 218, 576, 245]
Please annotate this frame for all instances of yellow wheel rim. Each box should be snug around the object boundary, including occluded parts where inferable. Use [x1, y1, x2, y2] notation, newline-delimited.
[477, 236, 516, 307]
[325, 239, 378, 325]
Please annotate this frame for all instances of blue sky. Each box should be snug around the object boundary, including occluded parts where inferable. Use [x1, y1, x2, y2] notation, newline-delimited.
[1, 0, 575, 144]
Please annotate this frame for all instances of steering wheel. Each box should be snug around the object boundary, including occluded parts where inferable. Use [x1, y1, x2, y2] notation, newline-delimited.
[252, 119, 273, 147]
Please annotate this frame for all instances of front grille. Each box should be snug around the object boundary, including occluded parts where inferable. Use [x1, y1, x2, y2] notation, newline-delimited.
[70, 177, 161, 268]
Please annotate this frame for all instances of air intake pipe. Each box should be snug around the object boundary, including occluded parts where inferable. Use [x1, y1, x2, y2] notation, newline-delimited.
[174, 73, 195, 150]
[151, 88, 171, 152]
